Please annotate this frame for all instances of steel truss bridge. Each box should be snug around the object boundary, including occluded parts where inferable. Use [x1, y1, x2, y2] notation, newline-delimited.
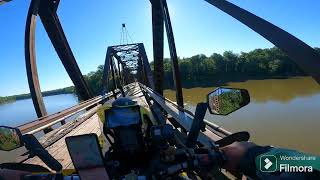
[1, 0, 320, 177]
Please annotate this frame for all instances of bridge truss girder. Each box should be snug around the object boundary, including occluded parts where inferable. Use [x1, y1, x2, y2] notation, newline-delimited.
[102, 43, 154, 96]
[25, 0, 92, 130]
[150, 0, 184, 108]
[21, 0, 320, 134]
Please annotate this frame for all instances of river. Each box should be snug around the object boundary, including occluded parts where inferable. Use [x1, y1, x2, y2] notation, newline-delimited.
[0, 94, 79, 127]
[0, 94, 79, 163]
[0, 78, 319, 156]
[164, 77, 320, 155]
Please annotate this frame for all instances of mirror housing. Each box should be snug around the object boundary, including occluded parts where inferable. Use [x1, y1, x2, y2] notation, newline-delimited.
[0, 126, 23, 151]
[207, 87, 250, 115]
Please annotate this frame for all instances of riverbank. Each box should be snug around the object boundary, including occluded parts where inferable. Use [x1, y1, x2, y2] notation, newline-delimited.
[2, 47, 319, 104]
[0, 75, 307, 105]
[164, 74, 307, 89]
[157, 47, 320, 89]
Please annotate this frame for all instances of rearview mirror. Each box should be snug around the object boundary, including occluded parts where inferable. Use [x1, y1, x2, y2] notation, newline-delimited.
[0, 126, 23, 151]
[207, 87, 250, 115]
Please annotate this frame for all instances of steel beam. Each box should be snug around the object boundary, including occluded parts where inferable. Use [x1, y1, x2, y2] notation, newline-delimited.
[113, 59, 124, 97]
[0, 0, 12, 5]
[110, 43, 139, 48]
[112, 53, 127, 86]
[138, 44, 155, 89]
[117, 60, 122, 86]
[25, 0, 47, 118]
[25, 0, 56, 133]
[160, 0, 184, 107]
[205, 0, 320, 84]
[121, 64, 126, 85]
[123, 66, 131, 85]
[116, 61, 125, 97]
[137, 55, 146, 84]
[112, 52, 126, 68]
[151, 0, 165, 96]
[38, 1, 92, 100]
[52, 0, 60, 12]
[110, 58, 117, 99]
[111, 59, 118, 89]
[102, 47, 112, 94]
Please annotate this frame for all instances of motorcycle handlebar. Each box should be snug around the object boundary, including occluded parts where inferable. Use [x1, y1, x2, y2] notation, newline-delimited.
[22, 134, 62, 172]
[196, 151, 225, 167]
[159, 149, 225, 176]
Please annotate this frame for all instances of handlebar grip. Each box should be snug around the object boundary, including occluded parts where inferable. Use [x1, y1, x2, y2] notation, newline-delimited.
[22, 134, 62, 171]
[215, 131, 250, 147]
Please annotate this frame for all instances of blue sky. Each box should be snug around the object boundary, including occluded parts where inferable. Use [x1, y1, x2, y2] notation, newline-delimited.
[0, 0, 319, 96]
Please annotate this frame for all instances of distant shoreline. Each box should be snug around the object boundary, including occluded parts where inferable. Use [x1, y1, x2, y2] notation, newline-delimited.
[0, 75, 306, 105]
[2, 47, 319, 104]
[164, 74, 307, 89]
[0, 86, 75, 105]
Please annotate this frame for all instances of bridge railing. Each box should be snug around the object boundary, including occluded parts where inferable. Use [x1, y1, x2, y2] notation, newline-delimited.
[16, 90, 119, 135]
[138, 83, 231, 143]
[138, 83, 243, 179]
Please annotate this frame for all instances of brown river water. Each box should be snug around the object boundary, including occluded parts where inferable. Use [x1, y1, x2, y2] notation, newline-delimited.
[0, 77, 318, 163]
[164, 77, 320, 155]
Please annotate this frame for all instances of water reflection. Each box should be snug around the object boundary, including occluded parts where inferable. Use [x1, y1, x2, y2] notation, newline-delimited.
[164, 77, 320, 154]
[0, 94, 79, 127]
[165, 77, 320, 104]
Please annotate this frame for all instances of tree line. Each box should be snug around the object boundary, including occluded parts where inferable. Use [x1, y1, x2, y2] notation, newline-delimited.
[62, 46, 320, 96]
[84, 46, 320, 95]
[2, 46, 319, 103]
[153, 47, 320, 88]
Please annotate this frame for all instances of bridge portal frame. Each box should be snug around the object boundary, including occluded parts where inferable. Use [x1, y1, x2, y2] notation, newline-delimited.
[25, 0, 93, 133]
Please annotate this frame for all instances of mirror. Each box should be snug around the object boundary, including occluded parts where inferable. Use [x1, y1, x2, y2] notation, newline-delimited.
[207, 87, 250, 115]
[0, 126, 23, 151]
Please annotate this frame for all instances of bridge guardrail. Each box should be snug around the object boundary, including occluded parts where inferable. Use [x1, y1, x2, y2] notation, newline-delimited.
[138, 83, 231, 137]
[17, 90, 119, 134]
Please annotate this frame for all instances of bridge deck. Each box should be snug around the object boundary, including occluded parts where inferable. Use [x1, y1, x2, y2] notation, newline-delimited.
[25, 83, 152, 170]
[25, 113, 102, 169]
[24, 83, 223, 171]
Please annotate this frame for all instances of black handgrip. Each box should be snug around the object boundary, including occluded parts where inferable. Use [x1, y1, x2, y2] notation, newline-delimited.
[215, 131, 250, 147]
[22, 134, 62, 171]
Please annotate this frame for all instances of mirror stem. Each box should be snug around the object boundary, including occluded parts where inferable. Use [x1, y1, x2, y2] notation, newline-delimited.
[186, 102, 207, 148]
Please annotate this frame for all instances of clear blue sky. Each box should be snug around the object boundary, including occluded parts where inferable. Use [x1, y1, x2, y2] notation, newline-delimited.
[0, 0, 319, 96]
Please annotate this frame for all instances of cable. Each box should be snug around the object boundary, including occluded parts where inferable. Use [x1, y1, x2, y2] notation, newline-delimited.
[119, 24, 134, 45]
[124, 27, 134, 44]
